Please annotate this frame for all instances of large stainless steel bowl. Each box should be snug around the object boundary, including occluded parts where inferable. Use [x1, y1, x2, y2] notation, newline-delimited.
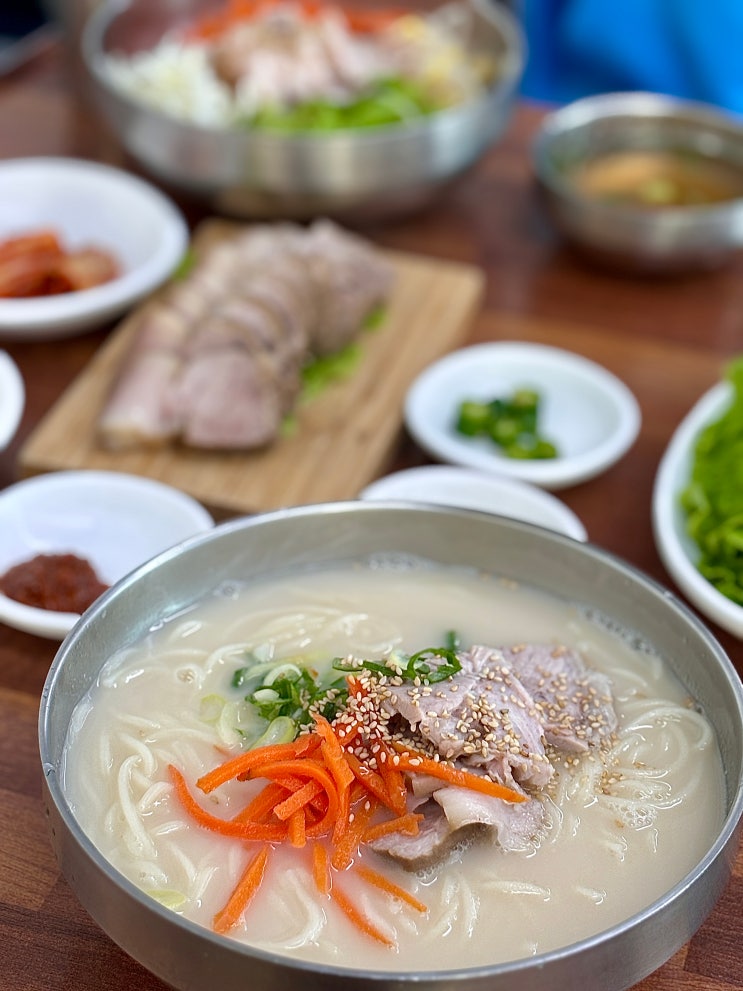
[80, 0, 524, 219]
[39, 502, 743, 991]
[532, 91, 743, 274]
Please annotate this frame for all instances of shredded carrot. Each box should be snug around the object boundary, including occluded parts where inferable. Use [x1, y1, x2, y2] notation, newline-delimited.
[288, 808, 307, 848]
[375, 744, 408, 816]
[314, 714, 356, 844]
[169, 765, 287, 840]
[197, 736, 319, 793]
[330, 882, 395, 948]
[354, 864, 427, 913]
[273, 772, 328, 812]
[273, 778, 324, 820]
[213, 845, 270, 934]
[247, 758, 340, 834]
[362, 811, 423, 843]
[344, 7, 405, 32]
[315, 715, 355, 792]
[335, 720, 361, 746]
[344, 751, 400, 812]
[182, 0, 404, 42]
[232, 781, 287, 824]
[331, 795, 378, 871]
[312, 841, 331, 896]
[346, 674, 367, 699]
[392, 748, 527, 804]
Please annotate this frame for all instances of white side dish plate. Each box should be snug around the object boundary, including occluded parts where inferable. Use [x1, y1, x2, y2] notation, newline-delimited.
[404, 342, 641, 490]
[360, 465, 587, 541]
[652, 381, 743, 639]
[0, 351, 24, 448]
[0, 470, 214, 639]
[0, 157, 188, 339]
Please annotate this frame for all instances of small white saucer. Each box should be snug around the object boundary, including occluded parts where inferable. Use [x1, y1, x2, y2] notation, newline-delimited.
[404, 342, 641, 490]
[653, 381, 743, 639]
[360, 466, 587, 541]
[0, 351, 24, 448]
[0, 470, 214, 640]
[0, 158, 188, 339]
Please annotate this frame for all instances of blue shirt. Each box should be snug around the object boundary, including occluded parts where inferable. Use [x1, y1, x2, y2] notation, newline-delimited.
[520, 0, 743, 113]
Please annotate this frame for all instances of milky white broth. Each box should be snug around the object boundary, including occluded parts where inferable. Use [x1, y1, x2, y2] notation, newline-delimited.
[62, 559, 725, 970]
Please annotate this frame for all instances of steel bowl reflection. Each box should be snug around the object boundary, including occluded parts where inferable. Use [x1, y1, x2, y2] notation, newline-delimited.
[81, 0, 524, 219]
[39, 502, 743, 991]
[532, 91, 743, 274]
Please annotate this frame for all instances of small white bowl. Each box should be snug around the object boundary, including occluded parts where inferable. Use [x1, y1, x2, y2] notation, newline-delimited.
[0, 351, 24, 448]
[404, 342, 641, 490]
[0, 157, 188, 339]
[360, 466, 587, 541]
[653, 381, 743, 638]
[0, 470, 214, 639]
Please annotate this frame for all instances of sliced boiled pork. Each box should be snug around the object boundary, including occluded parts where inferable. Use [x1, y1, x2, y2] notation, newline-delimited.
[98, 219, 393, 451]
[370, 642, 618, 871]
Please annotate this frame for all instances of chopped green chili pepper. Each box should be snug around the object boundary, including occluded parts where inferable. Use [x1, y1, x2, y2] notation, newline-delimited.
[454, 387, 558, 460]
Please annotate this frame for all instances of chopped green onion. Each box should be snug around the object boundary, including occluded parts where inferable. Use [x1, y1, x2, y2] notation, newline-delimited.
[404, 647, 462, 683]
[251, 716, 298, 748]
[148, 890, 187, 911]
[199, 693, 226, 724]
[237, 657, 348, 727]
[332, 657, 396, 676]
[301, 342, 362, 400]
[233, 637, 464, 739]
[332, 644, 462, 685]
[444, 630, 461, 651]
[362, 304, 387, 330]
[215, 698, 256, 746]
[232, 657, 281, 690]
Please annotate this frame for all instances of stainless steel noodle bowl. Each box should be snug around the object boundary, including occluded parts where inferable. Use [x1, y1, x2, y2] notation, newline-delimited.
[39, 502, 743, 991]
[80, 0, 525, 219]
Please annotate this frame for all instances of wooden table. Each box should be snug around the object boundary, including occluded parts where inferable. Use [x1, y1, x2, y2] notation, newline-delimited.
[1, 43, 741, 991]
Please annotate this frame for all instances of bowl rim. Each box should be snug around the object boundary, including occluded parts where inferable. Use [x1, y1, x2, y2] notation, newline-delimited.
[81, 0, 526, 143]
[531, 90, 743, 221]
[39, 501, 743, 986]
[358, 465, 589, 541]
[0, 350, 25, 449]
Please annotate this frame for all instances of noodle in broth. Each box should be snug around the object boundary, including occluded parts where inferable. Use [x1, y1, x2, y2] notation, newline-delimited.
[62, 561, 725, 970]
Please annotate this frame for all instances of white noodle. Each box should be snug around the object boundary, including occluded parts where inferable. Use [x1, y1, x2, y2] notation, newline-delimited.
[62, 565, 725, 971]
[260, 868, 326, 949]
[575, 885, 607, 905]
[117, 755, 158, 858]
[482, 881, 550, 898]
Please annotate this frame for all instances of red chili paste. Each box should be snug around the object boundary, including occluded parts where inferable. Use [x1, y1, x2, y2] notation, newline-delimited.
[0, 553, 109, 613]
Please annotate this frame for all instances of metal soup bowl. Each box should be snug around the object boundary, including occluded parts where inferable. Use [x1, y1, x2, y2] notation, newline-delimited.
[80, 0, 524, 220]
[532, 91, 743, 274]
[39, 502, 743, 991]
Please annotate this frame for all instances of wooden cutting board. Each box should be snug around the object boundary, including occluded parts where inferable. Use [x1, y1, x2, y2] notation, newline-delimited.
[19, 221, 484, 515]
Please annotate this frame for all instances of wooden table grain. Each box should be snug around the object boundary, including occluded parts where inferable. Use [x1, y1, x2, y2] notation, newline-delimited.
[1, 45, 742, 991]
